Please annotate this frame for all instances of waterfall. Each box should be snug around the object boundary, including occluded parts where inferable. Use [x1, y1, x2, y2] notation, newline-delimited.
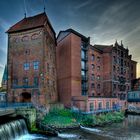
[0, 119, 28, 140]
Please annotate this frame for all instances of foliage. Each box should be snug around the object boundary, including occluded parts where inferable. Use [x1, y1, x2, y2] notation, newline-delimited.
[42, 108, 125, 128]
[42, 108, 76, 127]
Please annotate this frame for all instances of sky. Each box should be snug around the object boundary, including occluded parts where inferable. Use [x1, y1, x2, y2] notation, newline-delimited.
[0, 0, 140, 85]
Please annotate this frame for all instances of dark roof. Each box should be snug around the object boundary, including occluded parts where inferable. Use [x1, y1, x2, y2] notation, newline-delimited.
[90, 45, 103, 53]
[131, 60, 137, 64]
[57, 28, 90, 42]
[94, 44, 113, 51]
[7, 12, 55, 34]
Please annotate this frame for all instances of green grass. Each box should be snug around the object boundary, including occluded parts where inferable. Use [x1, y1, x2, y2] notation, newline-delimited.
[42, 108, 76, 127]
[42, 109, 125, 128]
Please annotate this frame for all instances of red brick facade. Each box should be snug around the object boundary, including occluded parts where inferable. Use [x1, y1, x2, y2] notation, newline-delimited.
[56, 31, 83, 107]
[56, 29, 137, 110]
[7, 13, 58, 106]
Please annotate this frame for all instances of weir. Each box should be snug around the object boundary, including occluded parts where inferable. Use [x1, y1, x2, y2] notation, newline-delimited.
[0, 119, 28, 140]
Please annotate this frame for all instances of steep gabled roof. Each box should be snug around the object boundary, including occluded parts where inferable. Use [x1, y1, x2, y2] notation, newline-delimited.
[7, 12, 55, 35]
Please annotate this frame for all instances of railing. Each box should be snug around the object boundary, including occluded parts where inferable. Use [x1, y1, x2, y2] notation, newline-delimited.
[0, 102, 33, 109]
[82, 76, 88, 81]
[72, 106, 121, 115]
[12, 85, 39, 89]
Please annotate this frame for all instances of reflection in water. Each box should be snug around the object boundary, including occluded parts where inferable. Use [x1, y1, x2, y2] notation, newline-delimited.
[99, 115, 140, 140]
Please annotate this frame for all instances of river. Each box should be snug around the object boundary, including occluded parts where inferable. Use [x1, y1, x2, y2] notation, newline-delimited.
[1, 115, 140, 140]
[18, 115, 140, 140]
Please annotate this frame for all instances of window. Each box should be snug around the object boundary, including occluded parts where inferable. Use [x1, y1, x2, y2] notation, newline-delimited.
[81, 61, 86, 69]
[34, 77, 39, 86]
[91, 83, 95, 89]
[97, 56, 100, 62]
[24, 62, 30, 70]
[23, 77, 28, 86]
[90, 103, 94, 111]
[33, 61, 39, 70]
[81, 50, 86, 59]
[113, 84, 116, 90]
[97, 66, 100, 70]
[97, 84, 100, 89]
[91, 64, 95, 70]
[13, 78, 18, 86]
[106, 102, 110, 109]
[113, 56, 117, 63]
[91, 74, 94, 80]
[98, 102, 102, 110]
[82, 91, 87, 95]
[113, 65, 116, 72]
[81, 70, 86, 76]
[91, 54, 95, 61]
[97, 75, 100, 80]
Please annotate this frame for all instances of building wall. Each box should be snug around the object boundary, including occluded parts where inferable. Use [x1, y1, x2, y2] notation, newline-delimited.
[7, 26, 57, 106]
[132, 78, 140, 90]
[131, 61, 137, 80]
[88, 47, 103, 97]
[56, 33, 81, 107]
[72, 96, 119, 112]
[102, 52, 112, 97]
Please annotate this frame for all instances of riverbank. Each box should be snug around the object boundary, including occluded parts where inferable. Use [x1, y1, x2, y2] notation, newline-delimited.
[41, 108, 125, 129]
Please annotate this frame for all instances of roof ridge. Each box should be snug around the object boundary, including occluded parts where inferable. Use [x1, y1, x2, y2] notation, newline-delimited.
[6, 12, 49, 33]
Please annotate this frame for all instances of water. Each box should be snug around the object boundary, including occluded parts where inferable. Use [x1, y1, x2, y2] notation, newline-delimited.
[0, 115, 140, 140]
[47, 115, 140, 140]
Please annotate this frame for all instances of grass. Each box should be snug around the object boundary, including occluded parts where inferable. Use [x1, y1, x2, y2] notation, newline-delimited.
[42, 108, 125, 128]
[42, 108, 76, 127]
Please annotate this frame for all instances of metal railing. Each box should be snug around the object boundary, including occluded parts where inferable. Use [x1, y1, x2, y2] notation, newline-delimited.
[0, 102, 33, 109]
[72, 106, 122, 115]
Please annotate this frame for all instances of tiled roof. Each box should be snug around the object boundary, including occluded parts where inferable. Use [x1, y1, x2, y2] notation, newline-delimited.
[7, 12, 55, 34]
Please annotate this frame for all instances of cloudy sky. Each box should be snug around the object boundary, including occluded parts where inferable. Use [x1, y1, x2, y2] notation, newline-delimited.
[0, 0, 140, 85]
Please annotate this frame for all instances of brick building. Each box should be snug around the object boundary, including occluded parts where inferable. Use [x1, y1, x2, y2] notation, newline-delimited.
[56, 29, 89, 107]
[7, 13, 58, 106]
[93, 41, 137, 100]
[57, 29, 137, 112]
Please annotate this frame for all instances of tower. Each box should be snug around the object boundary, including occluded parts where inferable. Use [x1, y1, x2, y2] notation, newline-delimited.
[7, 13, 58, 106]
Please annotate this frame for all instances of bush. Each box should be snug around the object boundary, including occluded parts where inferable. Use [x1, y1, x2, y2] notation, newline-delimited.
[42, 108, 76, 127]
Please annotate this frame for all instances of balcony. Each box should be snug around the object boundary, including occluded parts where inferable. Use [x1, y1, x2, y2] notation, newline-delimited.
[82, 76, 88, 81]
[82, 84, 88, 90]
[81, 65, 88, 71]
[81, 55, 88, 61]
[81, 46, 88, 51]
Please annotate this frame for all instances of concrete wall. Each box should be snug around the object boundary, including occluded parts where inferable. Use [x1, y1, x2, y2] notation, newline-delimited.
[15, 108, 36, 129]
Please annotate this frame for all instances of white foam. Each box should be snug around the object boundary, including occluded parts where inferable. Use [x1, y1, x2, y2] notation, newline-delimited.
[80, 125, 101, 132]
[58, 133, 78, 138]
[16, 134, 47, 140]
